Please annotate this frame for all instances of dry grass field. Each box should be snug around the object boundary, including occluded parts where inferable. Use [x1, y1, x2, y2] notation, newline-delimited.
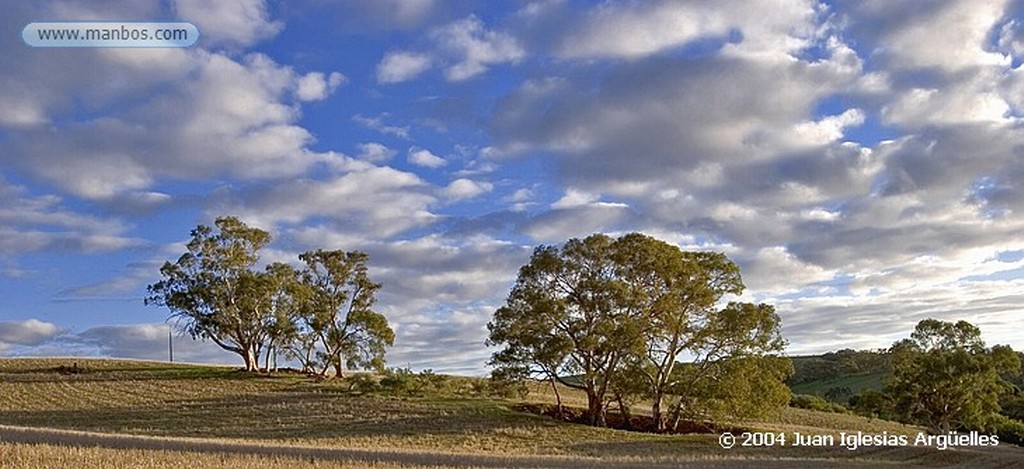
[0, 358, 1020, 468]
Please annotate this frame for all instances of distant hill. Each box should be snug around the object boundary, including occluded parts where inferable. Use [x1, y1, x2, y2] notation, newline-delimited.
[787, 349, 890, 404]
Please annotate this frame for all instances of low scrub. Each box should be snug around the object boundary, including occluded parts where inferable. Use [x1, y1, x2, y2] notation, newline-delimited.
[790, 394, 849, 414]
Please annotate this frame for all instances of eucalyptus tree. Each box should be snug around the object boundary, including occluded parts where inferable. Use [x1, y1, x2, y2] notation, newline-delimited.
[489, 234, 647, 426]
[145, 216, 274, 371]
[611, 233, 747, 430]
[489, 232, 790, 428]
[887, 319, 1021, 433]
[295, 249, 394, 378]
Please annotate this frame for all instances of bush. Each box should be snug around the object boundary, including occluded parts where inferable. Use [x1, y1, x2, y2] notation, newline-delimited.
[1001, 395, 1024, 421]
[790, 394, 848, 414]
[850, 388, 894, 420]
[990, 414, 1024, 447]
[376, 367, 452, 396]
[346, 373, 381, 393]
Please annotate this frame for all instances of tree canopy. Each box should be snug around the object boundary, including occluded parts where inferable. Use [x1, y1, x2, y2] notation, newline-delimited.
[146, 216, 393, 376]
[487, 232, 790, 428]
[145, 216, 274, 371]
[887, 319, 1021, 433]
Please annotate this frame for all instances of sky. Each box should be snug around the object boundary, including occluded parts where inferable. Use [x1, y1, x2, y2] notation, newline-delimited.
[1, 0, 1023, 375]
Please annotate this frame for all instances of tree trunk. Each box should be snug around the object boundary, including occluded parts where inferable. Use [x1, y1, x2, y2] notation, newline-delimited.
[549, 377, 564, 420]
[617, 393, 633, 430]
[244, 346, 259, 372]
[587, 391, 606, 427]
[652, 392, 664, 431]
[263, 344, 273, 372]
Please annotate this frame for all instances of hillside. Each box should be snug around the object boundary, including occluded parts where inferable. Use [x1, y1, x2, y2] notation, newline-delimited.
[1, 358, 1021, 468]
[787, 350, 891, 404]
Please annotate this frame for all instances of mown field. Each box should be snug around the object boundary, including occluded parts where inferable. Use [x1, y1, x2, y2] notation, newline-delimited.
[0, 358, 1020, 468]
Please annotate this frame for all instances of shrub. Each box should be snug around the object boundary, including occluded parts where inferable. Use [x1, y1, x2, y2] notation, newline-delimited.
[346, 373, 381, 393]
[990, 414, 1024, 447]
[790, 394, 848, 414]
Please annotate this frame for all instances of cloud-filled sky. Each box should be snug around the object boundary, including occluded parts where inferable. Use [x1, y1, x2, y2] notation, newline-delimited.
[1, 0, 1023, 374]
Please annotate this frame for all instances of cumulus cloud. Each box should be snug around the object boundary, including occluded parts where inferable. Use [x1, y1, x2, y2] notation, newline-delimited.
[1, 48, 341, 200]
[356, 142, 396, 162]
[211, 157, 439, 238]
[173, 0, 283, 48]
[294, 71, 346, 101]
[76, 323, 236, 363]
[442, 178, 493, 201]
[548, 0, 819, 60]
[0, 319, 61, 346]
[327, 0, 440, 31]
[431, 16, 525, 81]
[408, 147, 447, 168]
[377, 52, 433, 84]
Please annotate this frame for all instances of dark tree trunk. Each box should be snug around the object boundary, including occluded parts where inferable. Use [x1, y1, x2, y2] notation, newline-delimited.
[587, 391, 606, 427]
[549, 377, 564, 420]
[617, 393, 633, 430]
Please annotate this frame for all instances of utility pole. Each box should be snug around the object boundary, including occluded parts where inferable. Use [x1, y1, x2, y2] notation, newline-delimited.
[168, 326, 174, 363]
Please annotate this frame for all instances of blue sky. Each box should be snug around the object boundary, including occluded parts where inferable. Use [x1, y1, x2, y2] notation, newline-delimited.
[1, 0, 1023, 374]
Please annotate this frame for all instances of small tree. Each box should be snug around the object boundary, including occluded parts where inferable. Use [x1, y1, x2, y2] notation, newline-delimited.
[145, 217, 273, 371]
[887, 319, 1021, 433]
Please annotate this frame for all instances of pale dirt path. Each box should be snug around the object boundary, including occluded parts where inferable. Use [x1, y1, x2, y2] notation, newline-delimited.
[2, 425, 1019, 468]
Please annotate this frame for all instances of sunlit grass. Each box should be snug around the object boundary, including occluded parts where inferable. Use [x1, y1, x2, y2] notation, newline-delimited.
[0, 358, 1019, 467]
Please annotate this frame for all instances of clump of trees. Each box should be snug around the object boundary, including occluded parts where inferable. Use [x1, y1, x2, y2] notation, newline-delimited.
[847, 319, 1023, 444]
[887, 319, 1020, 433]
[146, 216, 394, 377]
[487, 233, 791, 430]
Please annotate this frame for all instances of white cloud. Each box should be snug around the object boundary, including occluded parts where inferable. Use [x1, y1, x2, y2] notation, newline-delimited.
[550, 188, 598, 209]
[213, 158, 439, 238]
[443, 178, 492, 201]
[0, 177, 141, 257]
[408, 147, 447, 168]
[295, 71, 346, 101]
[376, 52, 433, 84]
[431, 16, 524, 81]
[352, 114, 411, 139]
[1, 49, 342, 200]
[852, 0, 1010, 72]
[0, 319, 60, 346]
[173, 0, 283, 48]
[330, 0, 439, 31]
[356, 142, 396, 162]
[551, 0, 819, 60]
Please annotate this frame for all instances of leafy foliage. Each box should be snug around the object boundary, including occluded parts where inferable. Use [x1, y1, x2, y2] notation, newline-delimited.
[146, 217, 274, 371]
[289, 250, 393, 378]
[147, 216, 392, 376]
[488, 232, 790, 428]
[790, 394, 849, 414]
[886, 319, 1021, 433]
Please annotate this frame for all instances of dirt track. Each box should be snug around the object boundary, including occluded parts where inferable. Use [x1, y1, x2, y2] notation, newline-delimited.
[0, 424, 908, 468]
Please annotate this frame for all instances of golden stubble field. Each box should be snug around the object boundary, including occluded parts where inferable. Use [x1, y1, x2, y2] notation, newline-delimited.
[0, 358, 1020, 468]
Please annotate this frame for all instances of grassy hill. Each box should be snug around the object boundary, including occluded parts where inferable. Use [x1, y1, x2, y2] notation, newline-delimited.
[789, 371, 887, 404]
[787, 351, 890, 404]
[1, 358, 1020, 468]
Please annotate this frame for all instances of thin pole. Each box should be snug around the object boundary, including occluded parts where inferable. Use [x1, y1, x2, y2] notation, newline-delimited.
[168, 327, 174, 363]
